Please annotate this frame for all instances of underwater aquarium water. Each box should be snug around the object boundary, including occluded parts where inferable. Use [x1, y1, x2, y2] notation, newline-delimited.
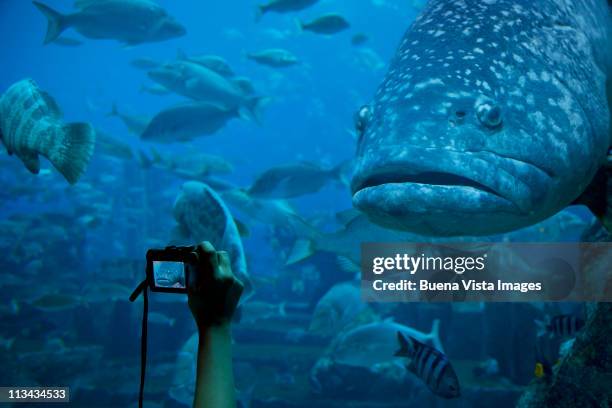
[0, 0, 610, 407]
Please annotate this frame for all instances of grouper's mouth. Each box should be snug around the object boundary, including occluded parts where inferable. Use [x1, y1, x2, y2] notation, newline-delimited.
[355, 171, 499, 197]
[156, 278, 172, 286]
[351, 148, 553, 218]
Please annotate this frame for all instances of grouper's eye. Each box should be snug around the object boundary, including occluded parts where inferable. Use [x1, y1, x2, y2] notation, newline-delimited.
[354, 105, 372, 140]
[476, 102, 503, 129]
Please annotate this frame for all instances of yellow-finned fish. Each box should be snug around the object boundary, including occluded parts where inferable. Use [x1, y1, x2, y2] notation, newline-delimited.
[0, 79, 95, 184]
[534, 363, 545, 378]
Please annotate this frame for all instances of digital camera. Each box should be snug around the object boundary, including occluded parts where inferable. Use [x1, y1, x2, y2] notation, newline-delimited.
[145, 245, 198, 294]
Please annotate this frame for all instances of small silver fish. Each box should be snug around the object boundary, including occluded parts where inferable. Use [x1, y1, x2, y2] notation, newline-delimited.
[0, 79, 95, 184]
[148, 61, 268, 122]
[248, 161, 348, 199]
[107, 103, 151, 135]
[256, 0, 319, 20]
[149, 149, 234, 178]
[326, 320, 444, 369]
[177, 50, 235, 78]
[141, 102, 240, 142]
[33, 0, 186, 45]
[221, 189, 314, 239]
[247, 49, 299, 68]
[299, 14, 350, 35]
[351, 33, 368, 46]
[95, 129, 134, 160]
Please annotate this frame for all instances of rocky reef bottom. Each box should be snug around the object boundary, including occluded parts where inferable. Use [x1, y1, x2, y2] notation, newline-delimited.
[516, 303, 612, 408]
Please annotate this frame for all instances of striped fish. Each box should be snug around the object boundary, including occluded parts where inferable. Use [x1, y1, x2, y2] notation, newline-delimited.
[0, 79, 95, 184]
[395, 332, 460, 399]
[536, 314, 585, 338]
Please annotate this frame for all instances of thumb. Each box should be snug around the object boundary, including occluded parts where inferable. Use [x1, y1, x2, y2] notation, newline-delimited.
[196, 241, 219, 268]
[215, 251, 232, 279]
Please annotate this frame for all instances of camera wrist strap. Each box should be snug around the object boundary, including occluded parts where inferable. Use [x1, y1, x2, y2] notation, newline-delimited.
[129, 279, 149, 408]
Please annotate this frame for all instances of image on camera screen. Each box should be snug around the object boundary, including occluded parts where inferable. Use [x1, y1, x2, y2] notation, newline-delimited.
[153, 261, 186, 289]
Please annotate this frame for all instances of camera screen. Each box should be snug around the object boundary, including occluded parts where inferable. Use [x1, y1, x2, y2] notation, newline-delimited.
[152, 261, 186, 289]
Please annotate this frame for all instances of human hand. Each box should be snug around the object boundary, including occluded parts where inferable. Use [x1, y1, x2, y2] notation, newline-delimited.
[188, 241, 244, 330]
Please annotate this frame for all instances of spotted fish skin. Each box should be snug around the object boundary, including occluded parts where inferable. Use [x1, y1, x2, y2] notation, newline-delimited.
[172, 181, 253, 303]
[351, 0, 612, 236]
[0, 79, 95, 184]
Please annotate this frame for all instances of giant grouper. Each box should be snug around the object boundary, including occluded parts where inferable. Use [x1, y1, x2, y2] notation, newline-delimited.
[351, 0, 612, 236]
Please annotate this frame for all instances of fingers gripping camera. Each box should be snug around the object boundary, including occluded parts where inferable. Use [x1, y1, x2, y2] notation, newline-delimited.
[190, 242, 244, 328]
[146, 242, 244, 327]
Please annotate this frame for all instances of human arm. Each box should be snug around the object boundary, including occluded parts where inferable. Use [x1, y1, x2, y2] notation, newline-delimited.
[188, 242, 243, 408]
